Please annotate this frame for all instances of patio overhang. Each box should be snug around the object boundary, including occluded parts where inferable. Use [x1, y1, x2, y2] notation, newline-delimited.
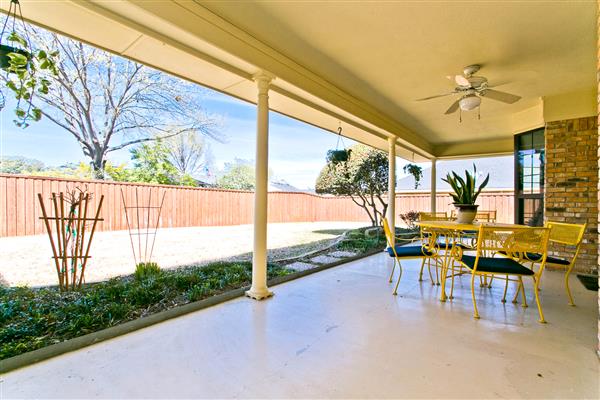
[2, 0, 596, 161]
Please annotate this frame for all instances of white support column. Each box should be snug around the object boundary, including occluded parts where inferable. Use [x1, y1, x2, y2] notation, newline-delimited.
[246, 72, 274, 300]
[387, 138, 396, 245]
[430, 158, 437, 213]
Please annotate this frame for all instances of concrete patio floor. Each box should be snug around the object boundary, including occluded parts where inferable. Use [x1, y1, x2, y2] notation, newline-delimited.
[1, 253, 598, 399]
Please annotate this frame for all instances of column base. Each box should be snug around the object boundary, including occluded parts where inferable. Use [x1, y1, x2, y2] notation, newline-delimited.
[245, 287, 274, 300]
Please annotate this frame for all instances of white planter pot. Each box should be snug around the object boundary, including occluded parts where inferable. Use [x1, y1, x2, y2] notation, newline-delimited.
[455, 204, 478, 224]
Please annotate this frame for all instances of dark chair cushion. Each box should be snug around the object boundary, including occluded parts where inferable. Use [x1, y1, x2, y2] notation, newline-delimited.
[524, 252, 570, 265]
[387, 245, 433, 258]
[498, 251, 571, 266]
[460, 255, 534, 275]
[453, 242, 475, 249]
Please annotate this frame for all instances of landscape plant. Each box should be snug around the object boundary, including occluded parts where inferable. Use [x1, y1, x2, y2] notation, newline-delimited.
[316, 144, 389, 226]
[403, 163, 423, 189]
[442, 164, 490, 205]
[0, 261, 293, 360]
[216, 159, 257, 190]
[37, 186, 104, 291]
[0, 0, 59, 127]
[399, 210, 420, 229]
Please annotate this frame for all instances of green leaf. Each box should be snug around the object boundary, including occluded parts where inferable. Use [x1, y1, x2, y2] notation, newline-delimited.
[32, 108, 42, 121]
[474, 174, 490, 201]
[7, 52, 28, 66]
[7, 31, 27, 47]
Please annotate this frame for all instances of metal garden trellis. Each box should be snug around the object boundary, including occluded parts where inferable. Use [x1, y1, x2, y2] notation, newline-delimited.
[120, 187, 166, 267]
[37, 186, 104, 291]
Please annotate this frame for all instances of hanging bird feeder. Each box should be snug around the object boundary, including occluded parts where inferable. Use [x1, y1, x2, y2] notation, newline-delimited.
[326, 125, 351, 164]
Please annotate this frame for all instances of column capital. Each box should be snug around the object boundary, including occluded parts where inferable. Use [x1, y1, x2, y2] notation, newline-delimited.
[253, 71, 275, 92]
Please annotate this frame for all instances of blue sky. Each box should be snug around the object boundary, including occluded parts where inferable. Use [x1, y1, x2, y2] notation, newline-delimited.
[0, 87, 420, 190]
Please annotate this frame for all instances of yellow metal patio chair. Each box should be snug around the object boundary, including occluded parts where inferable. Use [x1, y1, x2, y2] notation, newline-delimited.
[382, 218, 436, 295]
[457, 225, 551, 323]
[524, 221, 587, 306]
[419, 212, 451, 221]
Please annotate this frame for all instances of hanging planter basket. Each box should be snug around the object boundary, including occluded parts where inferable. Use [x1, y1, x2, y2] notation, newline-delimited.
[327, 126, 351, 164]
[0, 0, 59, 127]
[327, 149, 351, 163]
[0, 44, 30, 70]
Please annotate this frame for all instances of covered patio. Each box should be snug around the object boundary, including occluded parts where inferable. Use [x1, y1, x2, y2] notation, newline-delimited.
[3, 254, 598, 398]
[0, 1, 598, 397]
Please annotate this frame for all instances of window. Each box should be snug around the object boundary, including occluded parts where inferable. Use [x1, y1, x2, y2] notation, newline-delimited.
[514, 128, 545, 226]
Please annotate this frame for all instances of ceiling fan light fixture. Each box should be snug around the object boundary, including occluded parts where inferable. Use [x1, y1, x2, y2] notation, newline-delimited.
[459, 94, 481, 111]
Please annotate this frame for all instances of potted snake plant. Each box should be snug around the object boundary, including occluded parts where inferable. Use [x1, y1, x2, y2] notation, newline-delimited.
[442, 165, 490, 224]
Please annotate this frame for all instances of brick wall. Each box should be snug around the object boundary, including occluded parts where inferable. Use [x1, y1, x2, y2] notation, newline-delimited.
[545, 116, 598, 273]
[596, 1, 600, 357]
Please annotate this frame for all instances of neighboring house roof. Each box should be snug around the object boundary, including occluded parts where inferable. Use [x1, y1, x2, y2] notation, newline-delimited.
[397, 156, 514, 191]
[268, 179, 306, 192]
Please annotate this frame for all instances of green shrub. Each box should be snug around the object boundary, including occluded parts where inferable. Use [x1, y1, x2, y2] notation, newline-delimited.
[0, 261, 293, 360]
[134, 262, 162, 281]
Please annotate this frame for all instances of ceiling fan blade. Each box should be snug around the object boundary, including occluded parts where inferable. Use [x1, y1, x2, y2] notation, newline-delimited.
[445, 99, 460, 115]
[483, 89, 521, 104]
[455, 75, 470, 87]
[416, 92, 455, 101]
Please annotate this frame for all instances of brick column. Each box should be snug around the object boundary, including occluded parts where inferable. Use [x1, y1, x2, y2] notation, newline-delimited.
[596, 1, 600, 356]
[545, 117, 598, 273]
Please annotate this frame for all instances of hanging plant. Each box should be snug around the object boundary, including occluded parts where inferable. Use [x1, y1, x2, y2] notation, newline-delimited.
[403, 163, 423, 189]
[1, 0, 58, 127]
[326, 126, 351, 164]
[327, 149, 351, 163]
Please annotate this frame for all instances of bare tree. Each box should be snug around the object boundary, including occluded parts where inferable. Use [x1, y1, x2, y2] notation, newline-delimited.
[11, 27, 222, 178]
[164, 131, 206, 177]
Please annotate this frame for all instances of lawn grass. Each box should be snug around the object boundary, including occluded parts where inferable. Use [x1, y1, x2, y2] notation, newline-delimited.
[335, 226, 418, 253]
[0, 226, 415, 361]
[0, 261, 292, 360]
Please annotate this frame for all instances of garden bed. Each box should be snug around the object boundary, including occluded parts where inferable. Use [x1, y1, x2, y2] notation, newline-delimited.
[0, 261, 292, 360]
[1, 226, 406, 362]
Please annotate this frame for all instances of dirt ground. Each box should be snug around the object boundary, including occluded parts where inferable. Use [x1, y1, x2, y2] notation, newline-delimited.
[0, 221, 366, 287]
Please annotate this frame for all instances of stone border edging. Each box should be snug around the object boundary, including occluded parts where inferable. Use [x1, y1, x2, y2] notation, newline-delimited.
[272, 228, 354, 263]
[0, 248, 383, 374]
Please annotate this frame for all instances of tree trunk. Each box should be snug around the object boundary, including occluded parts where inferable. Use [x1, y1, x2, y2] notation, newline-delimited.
[91, 151, 106, 179]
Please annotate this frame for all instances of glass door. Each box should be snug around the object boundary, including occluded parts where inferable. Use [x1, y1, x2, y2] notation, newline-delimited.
[514, 128, 545, 226]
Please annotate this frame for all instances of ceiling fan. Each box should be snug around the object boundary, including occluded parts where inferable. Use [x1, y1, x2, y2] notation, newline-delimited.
[417, 64, 521, 118]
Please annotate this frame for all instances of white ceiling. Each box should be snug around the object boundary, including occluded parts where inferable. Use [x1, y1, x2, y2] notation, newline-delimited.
[2, 0, 597, 160]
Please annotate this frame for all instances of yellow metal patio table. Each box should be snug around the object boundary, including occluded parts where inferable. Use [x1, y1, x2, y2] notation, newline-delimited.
[416, 220, 526, 302]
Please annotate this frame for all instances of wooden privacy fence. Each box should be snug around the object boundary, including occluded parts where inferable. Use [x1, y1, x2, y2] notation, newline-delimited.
[0, 174, 514, 237]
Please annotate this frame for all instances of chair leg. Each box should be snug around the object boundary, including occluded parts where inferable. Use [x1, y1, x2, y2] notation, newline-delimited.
[435, 260, 440, 286]
[388, 258, 397, 283]
[392, 260, 403, 295]
[470, 272, 480, 319]
[518, 276, 528, 308]
[511, 280, 521, 304]
[487, 276, 494, 288]
[427, 259, 434, 284]
[418, 258, 426, 282]
[501, 275, 509, 303]
[449, 264, 455, 300]
[565, 264, 576, 306]
[533, 276, 546, 323]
